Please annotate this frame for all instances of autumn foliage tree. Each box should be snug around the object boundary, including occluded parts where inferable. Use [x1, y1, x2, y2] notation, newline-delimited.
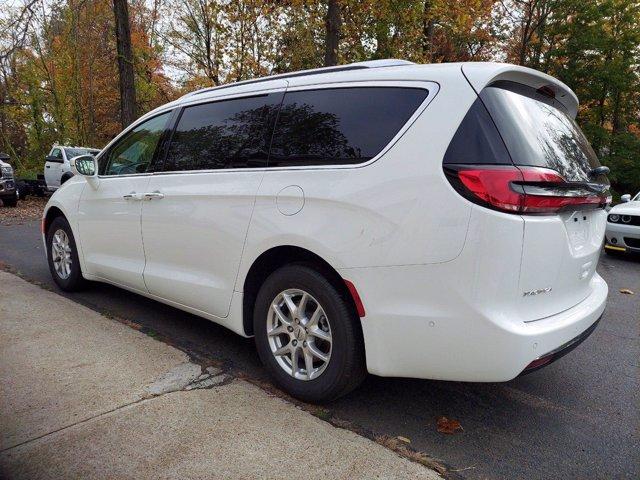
[0, 0, 638, 194]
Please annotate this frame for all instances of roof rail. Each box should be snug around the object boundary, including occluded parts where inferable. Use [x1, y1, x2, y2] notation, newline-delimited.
[182, 59, 414, 99]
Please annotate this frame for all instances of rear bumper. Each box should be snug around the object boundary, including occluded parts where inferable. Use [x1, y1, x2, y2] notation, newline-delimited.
[342, 264, 608, 381]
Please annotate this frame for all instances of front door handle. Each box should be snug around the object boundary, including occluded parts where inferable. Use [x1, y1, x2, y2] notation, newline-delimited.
[123, 192, 144, 201]
[143, 191, 164, 200]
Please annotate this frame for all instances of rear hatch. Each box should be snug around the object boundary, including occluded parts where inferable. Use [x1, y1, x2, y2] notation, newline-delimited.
[481, 81, 609, 321]
[445, 74, 610, 322]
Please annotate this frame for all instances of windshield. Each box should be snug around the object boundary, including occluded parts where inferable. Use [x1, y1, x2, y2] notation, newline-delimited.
[480, 81, 608, 184]
[65, 148, 96, 159]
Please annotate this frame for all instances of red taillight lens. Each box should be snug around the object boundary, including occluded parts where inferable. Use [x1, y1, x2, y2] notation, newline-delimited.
[457, 167, 524, 212]
[448, 165, 610, 215]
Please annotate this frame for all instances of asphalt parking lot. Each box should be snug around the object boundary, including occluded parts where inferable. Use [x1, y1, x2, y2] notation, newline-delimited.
[0, 217, 638, 480]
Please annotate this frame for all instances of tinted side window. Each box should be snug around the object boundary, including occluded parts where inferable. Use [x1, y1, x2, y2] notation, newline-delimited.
[163, 93, 282, 171]
[269, 87, 429, 167]
[51, 148, 63, 159]
[443, 98, 511, 165]
[100, 112, 170, 176]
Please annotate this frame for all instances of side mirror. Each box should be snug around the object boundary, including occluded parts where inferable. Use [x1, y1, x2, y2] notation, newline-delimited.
[620, 194, 631, 203]
[70, 155, 99, 189]
[71, 155, 97, 177]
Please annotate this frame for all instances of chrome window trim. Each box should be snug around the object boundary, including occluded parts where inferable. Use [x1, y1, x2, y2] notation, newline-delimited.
[177, 82, 288, 110]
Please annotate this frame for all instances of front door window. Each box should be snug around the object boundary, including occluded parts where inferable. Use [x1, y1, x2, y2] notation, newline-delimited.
[100, 113, 170, 176]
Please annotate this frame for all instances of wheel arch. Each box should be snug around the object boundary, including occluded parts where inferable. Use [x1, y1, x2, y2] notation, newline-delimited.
[43, 205, 66, 234]
[60, 172, 74, 184]
[241, 245, 362, 337]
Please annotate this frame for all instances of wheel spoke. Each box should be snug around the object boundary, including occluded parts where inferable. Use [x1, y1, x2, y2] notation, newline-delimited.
[267, 324, 288, 337]
[308, 343, 329, 362]
[282, 292, 297, 317]
[307, 305, 322, 328]
[309, 326, 331, 343]
[303, 349, 314, 378]
[271, 303, 291, 326]
[298, 293, 309, 317]
[273, 344, 290, 357]
[290, 346, 299, 377]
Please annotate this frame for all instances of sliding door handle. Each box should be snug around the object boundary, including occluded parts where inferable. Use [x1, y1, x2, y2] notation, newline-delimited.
[143, 191, 164, 200]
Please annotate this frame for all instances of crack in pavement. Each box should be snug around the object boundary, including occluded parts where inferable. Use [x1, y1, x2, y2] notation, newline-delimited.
[143, 363, 233, 398]
[0, 364, 233, 454]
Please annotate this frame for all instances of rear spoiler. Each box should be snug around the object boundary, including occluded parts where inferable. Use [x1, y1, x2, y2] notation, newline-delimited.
[461, 63, 579, 118]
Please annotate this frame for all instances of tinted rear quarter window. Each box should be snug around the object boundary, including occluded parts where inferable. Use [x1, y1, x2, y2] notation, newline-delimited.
[269, 87, 428, 167]
[163, 93, 282, 171]
[443, 98, 511, 165]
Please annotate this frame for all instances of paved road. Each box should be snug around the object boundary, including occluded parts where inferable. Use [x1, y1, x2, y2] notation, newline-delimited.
[1, 219, 638, 479]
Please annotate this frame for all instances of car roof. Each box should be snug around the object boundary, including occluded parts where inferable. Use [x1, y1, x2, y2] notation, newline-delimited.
[140, 60, 580, 122]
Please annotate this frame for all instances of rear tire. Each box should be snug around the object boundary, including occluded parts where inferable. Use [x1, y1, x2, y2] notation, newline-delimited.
[253, 264, 367, 403]
[46, 216, 87, 291]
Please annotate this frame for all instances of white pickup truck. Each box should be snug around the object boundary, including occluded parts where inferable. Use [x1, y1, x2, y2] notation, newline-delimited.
[44, 145, 100, 191]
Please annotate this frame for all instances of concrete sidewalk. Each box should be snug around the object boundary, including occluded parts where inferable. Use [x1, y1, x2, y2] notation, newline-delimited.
[0, 271, 440, 480]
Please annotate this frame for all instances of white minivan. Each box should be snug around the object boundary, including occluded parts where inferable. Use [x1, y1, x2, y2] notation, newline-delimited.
[42, 60, 610, 402]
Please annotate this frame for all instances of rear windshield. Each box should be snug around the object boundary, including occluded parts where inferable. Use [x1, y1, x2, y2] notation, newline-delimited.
[480, 81, 605, 183]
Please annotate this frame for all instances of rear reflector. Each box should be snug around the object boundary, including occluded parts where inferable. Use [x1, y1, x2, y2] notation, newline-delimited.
[524, 355, 553, 371]
[343, 279, 365, 317]
[446, 165, 610, 215]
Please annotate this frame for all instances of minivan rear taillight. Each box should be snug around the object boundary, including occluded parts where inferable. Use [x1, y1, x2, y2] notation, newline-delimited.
[445, 165, 610, 215]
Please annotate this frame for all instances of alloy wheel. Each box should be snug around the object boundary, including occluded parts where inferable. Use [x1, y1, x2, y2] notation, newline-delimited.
[266, 289, 332, 381]
[51, 229, 72, 280]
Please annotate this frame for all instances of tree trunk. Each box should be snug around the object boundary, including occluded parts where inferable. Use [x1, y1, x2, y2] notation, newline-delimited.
[324, 0, 341, 67]
[422, 0, 435, 62]
[113, 0, 137, 128]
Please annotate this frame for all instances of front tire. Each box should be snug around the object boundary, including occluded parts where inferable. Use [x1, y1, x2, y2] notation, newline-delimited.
[46, 216, 87, 291]
[253, 265, 366, 403]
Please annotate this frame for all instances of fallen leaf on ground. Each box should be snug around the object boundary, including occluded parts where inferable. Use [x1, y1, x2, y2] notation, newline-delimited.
[620, 289, 635, 295]
[396, 436, 411, 444]
[437, 416, 463, 434]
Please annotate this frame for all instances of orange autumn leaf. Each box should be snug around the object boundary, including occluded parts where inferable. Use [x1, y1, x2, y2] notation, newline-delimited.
[437, 416, 464, 434]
